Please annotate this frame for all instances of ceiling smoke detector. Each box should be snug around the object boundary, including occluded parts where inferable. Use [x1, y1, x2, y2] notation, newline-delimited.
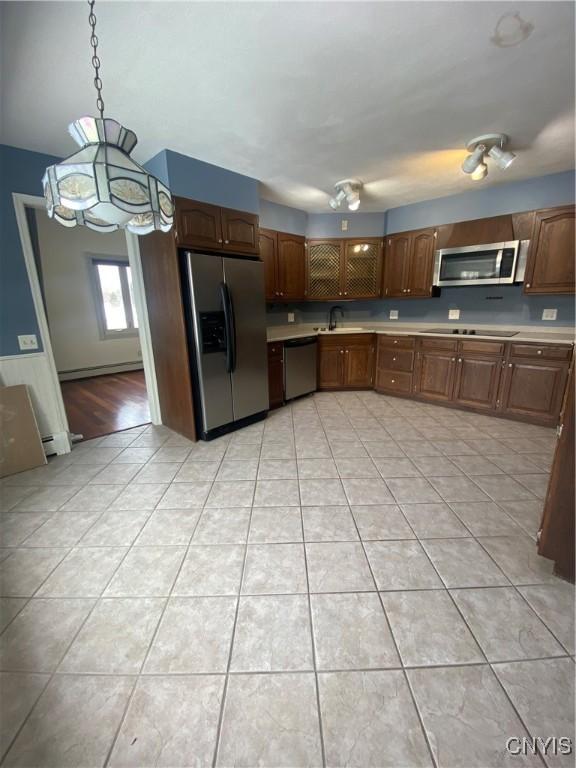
[329, 179, 363, 211]
[461, 134, 516, 181]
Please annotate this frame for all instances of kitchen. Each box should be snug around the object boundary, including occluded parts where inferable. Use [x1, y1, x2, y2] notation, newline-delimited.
[1, 2, 575, 767]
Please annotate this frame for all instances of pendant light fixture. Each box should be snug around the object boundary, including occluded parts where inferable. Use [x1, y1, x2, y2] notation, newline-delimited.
[42, 0, 174, 235]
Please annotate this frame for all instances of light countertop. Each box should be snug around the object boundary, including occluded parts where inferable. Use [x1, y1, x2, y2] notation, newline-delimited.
[267, 323, 575, 345]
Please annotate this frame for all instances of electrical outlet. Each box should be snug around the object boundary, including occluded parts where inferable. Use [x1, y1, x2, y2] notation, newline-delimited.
[448, 309, 460, 320]
[18, 334, 38, 351]
[542, 309, 557, 321]
[287, 312, 295, 323]
[389, 310, 399, 319]
[341, 219, 349, 231]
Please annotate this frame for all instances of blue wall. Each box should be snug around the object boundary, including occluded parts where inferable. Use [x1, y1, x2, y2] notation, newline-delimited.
[0, 145, 60, 356]
[386, 170, 575, 233]
[307, 211, 386, 238]
[148, 149, 260, 214]
[259, 199, 307, 235]
[267, 284, 575, 328]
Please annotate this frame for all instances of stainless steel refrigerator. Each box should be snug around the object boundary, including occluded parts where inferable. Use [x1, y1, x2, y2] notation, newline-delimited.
[182, 251, 269, 440]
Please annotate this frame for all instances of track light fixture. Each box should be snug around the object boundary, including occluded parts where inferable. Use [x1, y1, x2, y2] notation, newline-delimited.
[461, 134, 516, 182]
[329, 179, 363, 211]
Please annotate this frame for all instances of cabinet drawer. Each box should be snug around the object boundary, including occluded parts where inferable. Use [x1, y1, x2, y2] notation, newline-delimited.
[378, 349, 414, 372]
[376, 370, 413, 394]
[320, 333, 373, 348]
[459, 340, 505, 356]
[509, 343, 572, 361]
[267, 342, 284, 360]
[419, 337, 458, 352]
[378, 335, 415, 349]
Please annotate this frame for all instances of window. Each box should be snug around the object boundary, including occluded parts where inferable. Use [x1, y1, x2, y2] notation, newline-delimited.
[91, 257, 138, 338]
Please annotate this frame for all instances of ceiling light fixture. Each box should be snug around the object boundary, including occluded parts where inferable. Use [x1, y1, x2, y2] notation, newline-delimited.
[328, 179, 363, 211]
[461, 134, 516, 182]
[42, 0, 174, 235]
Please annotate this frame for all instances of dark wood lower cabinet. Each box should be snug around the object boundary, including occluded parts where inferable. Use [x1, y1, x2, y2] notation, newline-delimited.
[453, 356, 503, 411]
[318, 335, 374, 389]
[414, 352, 457, 402]
[538, 366, 574, 582]
[267, 343, 284, 408]
[499, 360, 570, 424]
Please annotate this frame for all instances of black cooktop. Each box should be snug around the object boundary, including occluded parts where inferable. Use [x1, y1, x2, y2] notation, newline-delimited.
[421, 328, 518, 337]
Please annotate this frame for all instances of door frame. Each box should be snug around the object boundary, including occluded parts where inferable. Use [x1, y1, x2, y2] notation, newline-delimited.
[12, 193, 162, 452]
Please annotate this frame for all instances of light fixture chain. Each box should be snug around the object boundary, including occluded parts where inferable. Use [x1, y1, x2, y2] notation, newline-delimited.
[88, 0, 104, 118]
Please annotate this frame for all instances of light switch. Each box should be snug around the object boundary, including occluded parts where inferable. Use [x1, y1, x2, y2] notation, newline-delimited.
[448, 309, 460, 320]
[341, 219, 349, 231]
[287, 312, 295, 323]
[542, 309, 557, 321]
[18, 334, 39, 351]
[389, 310, 399, 319]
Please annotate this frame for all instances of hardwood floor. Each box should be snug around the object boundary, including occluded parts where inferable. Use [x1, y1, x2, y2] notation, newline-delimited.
[61, 370, 150, 441]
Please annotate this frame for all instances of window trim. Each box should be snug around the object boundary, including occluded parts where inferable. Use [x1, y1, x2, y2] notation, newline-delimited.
[88, 254, 139, 340]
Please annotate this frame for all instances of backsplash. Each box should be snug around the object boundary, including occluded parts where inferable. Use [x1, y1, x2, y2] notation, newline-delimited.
[266, 285, 575, 327]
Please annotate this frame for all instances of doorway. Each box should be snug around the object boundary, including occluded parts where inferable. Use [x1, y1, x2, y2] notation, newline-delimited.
[14, 194, 160, 446]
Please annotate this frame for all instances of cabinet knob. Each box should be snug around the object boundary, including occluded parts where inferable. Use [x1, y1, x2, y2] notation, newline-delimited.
[344, 291, 348, 296]
[340, 350, 344, 354]
[392, 357, 396, 361]
[537, 349, 542, 355]
[458, 358, 462, 363]
[391, 379, 395, 383]
[218, 239, 223, 243]
[526, 283, 531, 288]
[345, 350, 349, 354]
[225, 240, 229, 244]
[451, 357, 456, 362]
[508, 363, 513, 368]
[339, 292, 342, 296]
[280, 292, 284, 296]
[407, 289, 411, 293]
[393, 340, 398, 344]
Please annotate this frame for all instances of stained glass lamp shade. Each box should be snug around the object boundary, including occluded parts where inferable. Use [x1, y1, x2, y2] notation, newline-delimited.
[43, 116, 174, 235]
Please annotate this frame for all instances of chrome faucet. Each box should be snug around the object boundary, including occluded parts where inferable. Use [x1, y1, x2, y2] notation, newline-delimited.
[328, 305, 344, 331]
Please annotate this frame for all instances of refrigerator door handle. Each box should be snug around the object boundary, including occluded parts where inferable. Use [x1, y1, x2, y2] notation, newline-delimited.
[220, 281, 236, 373]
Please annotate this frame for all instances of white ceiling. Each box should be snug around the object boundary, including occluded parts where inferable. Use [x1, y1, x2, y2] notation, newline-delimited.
[1, 1, 574, 212]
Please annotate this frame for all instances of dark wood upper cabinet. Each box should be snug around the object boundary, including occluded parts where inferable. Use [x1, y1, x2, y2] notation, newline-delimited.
[277, 233, 306, 300]
[383, 234, 409, 297]
[435, 215, 514, 249]
[342, 240, 383, 299]
[383, 229, 435, 298]
[175, 197, 258, 255]
[175, 198, 223, 250]
[408, 230, 436, 297]
[221, 208, 259, 255]
[523, 206, 575, 294]
[259, 228, 278, 301]
[306, 240, 342, 300]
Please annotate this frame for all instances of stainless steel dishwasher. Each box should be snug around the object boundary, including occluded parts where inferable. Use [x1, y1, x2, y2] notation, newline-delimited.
[284, 336, 318, 400]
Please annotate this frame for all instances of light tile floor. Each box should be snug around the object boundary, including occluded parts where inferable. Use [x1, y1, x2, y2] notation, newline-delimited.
[0, 391, 574, 767]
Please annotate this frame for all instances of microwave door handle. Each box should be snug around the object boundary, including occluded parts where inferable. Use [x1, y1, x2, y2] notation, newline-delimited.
[495, 249, 503, 279]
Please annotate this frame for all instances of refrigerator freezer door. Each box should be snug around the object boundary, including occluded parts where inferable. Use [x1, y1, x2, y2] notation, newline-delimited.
[223, 258, 269, 421]
[184, 252, 234, 432]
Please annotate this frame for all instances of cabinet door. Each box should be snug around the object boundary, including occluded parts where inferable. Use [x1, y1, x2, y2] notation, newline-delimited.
[344, 343, 375, 388]
[499, 361, 569, 424]
[383, 234, 409, 297]
[524, 206, 575, 294]
[221, 209, 259, 255]
[407, 229, 436, 297]
[318, 345, 345, 388]
[453, 356, 502, 411]
[277, 233, 306, 300]
[306, 241, 343, 300]
[175, 198, 222, 250]
[259, 229, 278, 301]
[343, 240, 382, 298]
[415, 352, 457, 402]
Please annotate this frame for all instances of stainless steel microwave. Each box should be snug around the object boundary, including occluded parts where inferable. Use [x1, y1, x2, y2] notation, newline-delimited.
[433, 240, 529, 287]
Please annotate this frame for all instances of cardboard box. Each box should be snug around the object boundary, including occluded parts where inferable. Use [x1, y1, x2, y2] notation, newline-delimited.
[0, 385, 46, 478]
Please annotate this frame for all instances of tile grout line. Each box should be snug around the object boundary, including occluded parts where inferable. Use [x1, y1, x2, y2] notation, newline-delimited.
[210, 435, 260, 768]
[103, 437, 229, 768]
[296, 402, 328, 768]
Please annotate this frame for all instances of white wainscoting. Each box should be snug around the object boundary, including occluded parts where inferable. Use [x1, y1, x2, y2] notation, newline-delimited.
[0, 352, 70, 452]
